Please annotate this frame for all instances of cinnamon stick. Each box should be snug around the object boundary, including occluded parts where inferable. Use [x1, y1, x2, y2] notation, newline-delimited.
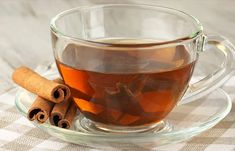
[49, 78, 72, 126]
[58, 101, 77, 129]
[12, 66, 70, 103]
[53, 78, 71, 101]
[36, 111, 48, 123]
[28, 96, 54, 123]
[49, 97, 72, 126]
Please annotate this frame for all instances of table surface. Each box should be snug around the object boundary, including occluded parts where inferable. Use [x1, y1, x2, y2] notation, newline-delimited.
[1, 0, 235, 151]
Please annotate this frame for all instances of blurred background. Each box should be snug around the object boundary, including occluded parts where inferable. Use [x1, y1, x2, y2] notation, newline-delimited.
[0, 0, 235, 92]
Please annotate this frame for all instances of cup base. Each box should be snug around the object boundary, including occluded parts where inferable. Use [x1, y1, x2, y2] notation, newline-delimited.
[74, 115, 172, 134]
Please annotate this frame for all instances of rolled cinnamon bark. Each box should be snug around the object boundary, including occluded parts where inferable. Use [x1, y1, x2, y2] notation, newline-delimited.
[58, 101, 77, 129]
[36, 111, 48, 123]
[53, 78, 71, 101]
[49, 97, 72, 126]
[28, 96, 54, 123]
[49, 78, 72, 126]
[12, 66, 70, 103]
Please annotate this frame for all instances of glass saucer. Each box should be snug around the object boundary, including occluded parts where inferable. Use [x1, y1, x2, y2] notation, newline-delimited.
[15, 78, 232, 150]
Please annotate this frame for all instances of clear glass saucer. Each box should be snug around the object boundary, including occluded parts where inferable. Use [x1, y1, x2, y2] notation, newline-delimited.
[15, 77, 232, 150]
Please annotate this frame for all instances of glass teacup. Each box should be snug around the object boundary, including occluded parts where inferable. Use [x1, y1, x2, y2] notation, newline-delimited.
[50, 4, 235, 133]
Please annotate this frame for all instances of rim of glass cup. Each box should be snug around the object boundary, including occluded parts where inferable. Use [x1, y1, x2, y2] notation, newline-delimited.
[50, 4, 203, 48]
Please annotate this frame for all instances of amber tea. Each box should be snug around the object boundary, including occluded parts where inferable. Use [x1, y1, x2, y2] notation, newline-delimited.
[56, 39, 196, 126]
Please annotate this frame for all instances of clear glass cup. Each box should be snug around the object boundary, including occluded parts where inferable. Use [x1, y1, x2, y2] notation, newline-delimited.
[50, 4, 235, 133]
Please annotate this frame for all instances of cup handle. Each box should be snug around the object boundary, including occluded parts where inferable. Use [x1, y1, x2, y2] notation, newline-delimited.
[180, 34, 235, 105]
